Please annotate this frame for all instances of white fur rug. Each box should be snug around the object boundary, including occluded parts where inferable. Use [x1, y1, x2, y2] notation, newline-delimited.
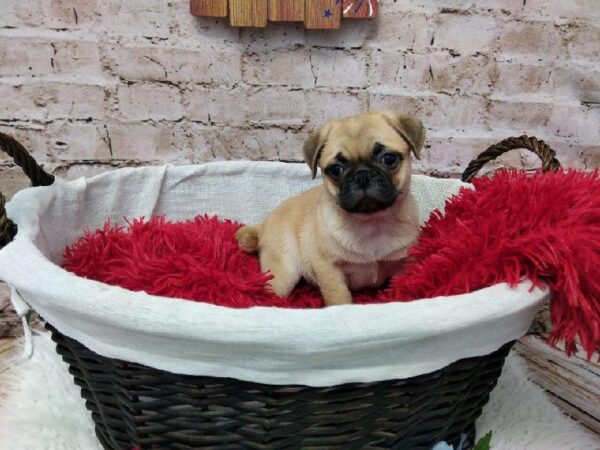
[0, 333, 598, 450]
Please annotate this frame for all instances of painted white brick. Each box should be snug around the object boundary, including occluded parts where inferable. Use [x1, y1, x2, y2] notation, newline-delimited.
[0, 37, 54, 77]
[186, 124, 219, 163]
[241, 23, 305, 50]
[0, 37, 101, 78]
[432, 14, 498, 54]
[104, 45, 242, 86]
[369, 93, 488, 132]
[117, 83, 184, 121]
[106, 122, 191, 162]
[306, 19, 373, 48]
[207, 88, 306, 126]
[474, 0, 525, 13]
[46, 121, 111, 160]
[0, 0, 18, 28]
[368, 50, 431, 93]
[244, 49, 314, 87]
[563, 23, 600, 61]
[547, 105, 600, 145]
[98, 0, 173, 40]
[310, 49, 367, 88]
[492, 61, 554, 96]
[582, 146, 600, 169]
[377, 0, 474, 14]
[485, 99, 553, 132]
[0, 0, 99, 29]
[304, 90, 367, 125]
[203, 126, 305, 161]
[53, 39, 102, 77]
[496, 21, 563, 59]
[429, 53, 496, 95]
[520, 0, 600, 22]
[368, 12, 431, 51]
[425, 136, 501, 174]
[273, 129, 307, 161]
[0, 82, 106, 121]
[185, 86, 211, 123]
[552, 64, 600, 103]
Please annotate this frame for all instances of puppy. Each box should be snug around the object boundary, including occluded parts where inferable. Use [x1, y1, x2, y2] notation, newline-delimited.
[236, 111, 425, 306]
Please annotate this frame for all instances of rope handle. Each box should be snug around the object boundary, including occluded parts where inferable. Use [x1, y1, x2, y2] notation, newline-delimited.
[461, 135, 561, 183]
[0, 132, 54, 248]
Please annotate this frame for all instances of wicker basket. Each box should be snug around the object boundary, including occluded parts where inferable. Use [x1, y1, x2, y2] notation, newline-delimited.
[0, 134, 560, 450]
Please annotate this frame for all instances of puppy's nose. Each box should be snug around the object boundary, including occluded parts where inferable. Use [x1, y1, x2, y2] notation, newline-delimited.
[353, 168, 371, 189]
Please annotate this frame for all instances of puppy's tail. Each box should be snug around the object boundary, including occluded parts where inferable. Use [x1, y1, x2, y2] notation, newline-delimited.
[235, 225, 260, 253]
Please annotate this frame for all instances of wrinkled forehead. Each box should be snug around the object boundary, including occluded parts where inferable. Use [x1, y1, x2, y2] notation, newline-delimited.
[321, 116, 410, 163]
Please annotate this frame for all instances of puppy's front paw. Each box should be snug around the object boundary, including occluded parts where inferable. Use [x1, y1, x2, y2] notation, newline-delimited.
[322, 290, 353, 307]
[267, 275, 297, 298]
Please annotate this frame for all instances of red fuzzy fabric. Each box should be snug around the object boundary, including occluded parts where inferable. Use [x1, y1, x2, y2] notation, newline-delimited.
[63, 215, 378, 309]
[63, 169, 600, 357]
[381, 169, 600, 358]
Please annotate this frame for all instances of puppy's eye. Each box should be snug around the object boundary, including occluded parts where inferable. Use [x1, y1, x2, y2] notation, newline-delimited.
[326, 164, 344, 179]
[382, 153, 402, 168]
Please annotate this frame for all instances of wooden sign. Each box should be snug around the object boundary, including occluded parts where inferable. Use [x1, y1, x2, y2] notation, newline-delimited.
[268, 0, 304, 22]
[342, 0, 378, 19]
[305, 0, 341, 29]
[190, 0, 228, 17]
[191, 0, 377, 29]
[229, 0, 268, 27]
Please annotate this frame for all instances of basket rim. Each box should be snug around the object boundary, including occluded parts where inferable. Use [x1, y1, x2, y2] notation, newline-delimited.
[0, 161, 548, 386]
[0, 162, 544, 317]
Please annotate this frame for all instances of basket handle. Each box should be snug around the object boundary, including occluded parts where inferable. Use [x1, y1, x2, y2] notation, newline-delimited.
[0, 133, 565, 246]
[0, 132, 54, 248]
[461, 135, 562, 183]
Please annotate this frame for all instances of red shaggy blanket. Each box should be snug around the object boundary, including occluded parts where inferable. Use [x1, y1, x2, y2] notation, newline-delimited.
[63, 169, 600, 358]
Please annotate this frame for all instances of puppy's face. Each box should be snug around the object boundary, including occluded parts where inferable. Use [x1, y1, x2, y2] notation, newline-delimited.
[303, 111, 426, 214]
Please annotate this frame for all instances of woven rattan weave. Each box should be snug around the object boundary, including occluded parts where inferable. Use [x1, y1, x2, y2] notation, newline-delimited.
[48, 324, 512, 450]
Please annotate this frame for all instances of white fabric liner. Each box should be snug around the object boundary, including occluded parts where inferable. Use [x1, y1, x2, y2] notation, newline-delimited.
[0, 161, 548, 386]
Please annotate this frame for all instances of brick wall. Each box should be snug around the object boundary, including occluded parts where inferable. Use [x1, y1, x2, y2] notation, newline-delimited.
[0, 0, 599, 197]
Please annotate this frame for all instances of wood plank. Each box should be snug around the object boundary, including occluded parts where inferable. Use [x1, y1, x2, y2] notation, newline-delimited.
[520, 335, 600, 378]
[516, 335, 600, 435]
[526, 362, 600, 435]
[542, 393, 600, 436]
[268, 0, 304, 22]
[516, 337, 600, 409]
[519, 348, 600, 418]
[305, 0, 341, 29]
[342, 0, 378, 19]
[190, 0, 228, 17]
[229, 0, 268, 27]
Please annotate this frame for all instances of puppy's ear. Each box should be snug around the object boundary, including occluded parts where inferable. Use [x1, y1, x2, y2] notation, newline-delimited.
[303, 128, 326, 179]
[382, 111, 426, 160]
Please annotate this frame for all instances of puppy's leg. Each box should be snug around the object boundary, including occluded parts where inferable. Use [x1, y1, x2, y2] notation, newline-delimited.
[260, 248, 301, 297]
[313, 263, 352, 306]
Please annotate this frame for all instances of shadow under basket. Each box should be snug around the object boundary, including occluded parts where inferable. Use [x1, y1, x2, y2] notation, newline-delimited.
[48, 323, 512, 450]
